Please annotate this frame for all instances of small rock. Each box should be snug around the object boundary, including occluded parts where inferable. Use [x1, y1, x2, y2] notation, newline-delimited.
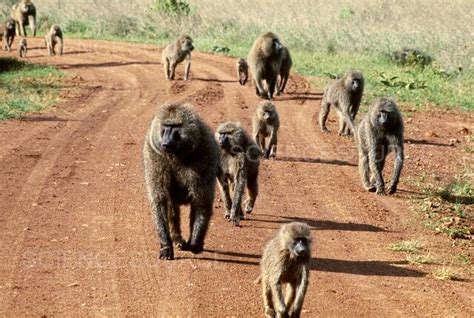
[449, 138, 460, 145]
[423, 131, 438, 138]
[67, 282, 80, 287]
[458, 127, 469, 135]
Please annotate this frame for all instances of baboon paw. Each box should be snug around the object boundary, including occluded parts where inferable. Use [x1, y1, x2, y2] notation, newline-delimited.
[229, 217, 241, 227]
[265, 307, 276, 317]
[159, 246, 174, 260]
[174, 238, 186, 250]
[224, 212, 231, 219]
[376, 188, 386, 196]
[387, 185, 397, 194]
[366, 185, 376, 192]
[185, 243, 204, 254]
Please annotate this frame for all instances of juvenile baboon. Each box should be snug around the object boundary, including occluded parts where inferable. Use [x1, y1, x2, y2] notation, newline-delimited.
[236, 58, 249, 85]
[45, 24, 63, 56]
[11, 0, 36, 37]
[18, 37, 27, 57]
[2, 19, 15, 52]
[276, 46, 292, 96]
[259, 222, 312, 318]
[319, 70, 364, 136]
[357, 98, 404, 195]
[143, 102, 219, 260]
[216, 122, 260, 226]
[161, 35, 194, 81]
[247, 32, 284, 100]
[252, 101, 280, 159]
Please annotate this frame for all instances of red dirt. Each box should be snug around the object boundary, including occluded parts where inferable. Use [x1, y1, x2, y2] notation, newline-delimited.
[0, 39, 473, 317]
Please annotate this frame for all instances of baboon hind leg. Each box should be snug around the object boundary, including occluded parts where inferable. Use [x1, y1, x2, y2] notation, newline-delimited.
[244, 173, 258, 214]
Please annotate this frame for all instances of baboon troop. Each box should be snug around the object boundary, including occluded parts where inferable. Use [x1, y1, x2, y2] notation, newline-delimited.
[247, 32, 284, 100]
[11, 0, 36, 37]
[357, 98, 404, 195]
[162, 34, 194, 81]
[276, 46, 292, 96]
[2, 19, 15, 52]
[253, 101, 280, 159]
[45, 24, 63, 56]
[319, 70, 364, 136]
[143, 102, 219, 260]
[18, 37, 27, 57]
[259, 222, 312, 318]
[216, 122, 260, 226]
[236, 58, 249, 85]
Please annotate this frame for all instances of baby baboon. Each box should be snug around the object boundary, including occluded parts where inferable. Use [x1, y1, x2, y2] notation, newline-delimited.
[161, 35, 194, 81]
[11, 0, 36, 37]
[143, 102, 219, 260]
[276, 46, 292, 96]
[45, 24, 63, 56]
[18, 37, 27, 57]
[236, 58, 249, 85]
[260, 222, 312, 318]
[216, 122, 260, 226]
[2, 19, 15, 52]
[252, 101, 280, 159]
[319, 70, 364, 136]
[247, 32, 284, 100]
[357, 98, 404, 195]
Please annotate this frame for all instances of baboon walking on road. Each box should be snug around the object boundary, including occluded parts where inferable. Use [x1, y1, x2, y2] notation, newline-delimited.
[276, 46, 292, 96]
[357, 98, 404, 195]
[162, 35, 194, 81]
[253, 101, 280, 159]
[143, 102, 219, 260]
[11, 0, 36, 37]
[237, 58, 249, 85]
[45, 24, 63, 56]
[2, 19, 15, 52]
[216, 122, 260, 226]
[319, 70, 364, 136]
[259, 222, 312, 318]
[247, 32, 284, 100]
[18, 37, 27, 57]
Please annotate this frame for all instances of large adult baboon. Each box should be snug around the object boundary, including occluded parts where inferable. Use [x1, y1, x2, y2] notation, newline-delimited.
[11, 0, 36, 37]
[247, 32, 284, 100]
[161, 35, 194, 81]
[357, 98, 404, 195]
[252, 101, 280, 159]
[45, 24, 63, 56]
[276, 46, 292, 96]
[319, 70, 364, 136]
[143, 102, 219, 260]
[259, 222, 312, 318]
[216, 122, 260, 226]
[2, 19, 16, 52]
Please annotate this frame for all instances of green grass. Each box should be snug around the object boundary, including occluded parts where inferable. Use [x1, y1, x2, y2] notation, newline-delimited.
[390, 240, 424, 253]
[0, 58, 65, 120]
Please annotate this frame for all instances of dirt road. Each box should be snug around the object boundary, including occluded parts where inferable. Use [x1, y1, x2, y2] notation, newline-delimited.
[0, 39, 472, 317]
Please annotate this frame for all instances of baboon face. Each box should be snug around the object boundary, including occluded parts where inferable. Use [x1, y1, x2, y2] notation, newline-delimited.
[260, 102, 276, 121]
[180, 36, 194, 52]
[261, 32, 283, 56]
[370, 99, 400, 130]
[20, 1, 34, 14]
[216, 123, 245, 154]
[20, 38, 27, 46]
[281, 222, 311, 259]
[154, 104, 200, 156]
[6, 20, 14, 30]
[346, 72, 363, 92]
[237, 59, 247, 71]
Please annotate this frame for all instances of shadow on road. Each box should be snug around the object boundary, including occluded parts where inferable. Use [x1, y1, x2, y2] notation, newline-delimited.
[275, 156, 357, 167]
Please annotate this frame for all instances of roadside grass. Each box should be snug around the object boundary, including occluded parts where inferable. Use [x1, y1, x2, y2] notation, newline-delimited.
[1, 0, 472, 111]
[0, 58, 64, 120]
[432, 267, 460, 281]
[390, 240, 424, 253]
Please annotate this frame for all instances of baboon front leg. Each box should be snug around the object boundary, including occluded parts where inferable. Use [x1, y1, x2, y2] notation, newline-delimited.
[218, 175, 232, 219]
[338, 113, 347, 136]
[169, 203, 186, 249]
[268, 129, 278, 158]
[184, 202, 212, 254]
[388, 139, 404, 194]
[285, 284, 296, 313]
[150, 199, 173, 260]
[263, 280, 276, 318]
[229, 168, 246, 226]
[271, 282, 288, 317]
[29, 15, 36, 37]
[359, 150, 374, 191]
[58, 37, 63, 55]
[289, 269, 309, 318]
[369, 143, 385, 195]
[280, 75, 289, 94]
[275, 75, 281, 96]
[255, 73, 267, 98]
[184, 54, 191, 80]
[319, 101, 330, 132]
[169, 61, 177, 80]
[268, 78, 277, 100]
[244, 174, 258, 214]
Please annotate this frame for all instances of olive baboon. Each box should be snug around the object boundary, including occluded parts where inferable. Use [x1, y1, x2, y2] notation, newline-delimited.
[11, 0, 36, 37]
[319, 70, 364, 136]
[2, 19, 15, 52]
[247, 32, 284, 100]
[236, 58, 248, 85]
[259, 222, 312, 318]
[161, 35, 194, 81]
[143, 102, 219, 260]
[216, 122, 260, 226]
[252, 101, 280, 159]
[18, 37, 27, 57]
[357, 98, 404, 195]
[276, 46, 292, 96]
[45, 25, 63, 56]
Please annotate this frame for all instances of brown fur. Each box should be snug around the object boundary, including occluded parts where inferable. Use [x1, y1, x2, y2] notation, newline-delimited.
[319, 70, 364, 136]
[10, 0, 36, 37]
[143, 102, 219, 260]
[18, 37, 27, 57]
[45, 24, 63, 56]
[2, 19, 16, 52]
[247, 32, 284, 100]
[276, 46, 292, 95]
[357, 98, 404, 195]
[252, 101, 280, 159]
[161, 35, 194, 81]
[237, 58, 249, 85]
[216, 122, 260, 226]
[260, 222, 312, 318]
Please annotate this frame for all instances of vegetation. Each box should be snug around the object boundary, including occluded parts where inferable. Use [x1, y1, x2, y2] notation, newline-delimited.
[390, 240, 424, 253]
[1, 0, 471, 110]
[0, 58, 64, 120]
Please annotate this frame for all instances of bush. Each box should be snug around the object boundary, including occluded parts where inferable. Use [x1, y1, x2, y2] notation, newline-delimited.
[151, 0, 191, 16]
[389, 48, 433, 67]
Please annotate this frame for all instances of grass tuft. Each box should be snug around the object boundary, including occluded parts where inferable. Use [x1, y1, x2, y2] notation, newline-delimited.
[390, 240, 424, 253]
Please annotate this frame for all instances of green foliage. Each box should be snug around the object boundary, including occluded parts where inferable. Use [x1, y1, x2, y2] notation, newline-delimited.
[151, 0, 191, 16]
[378, 72, 427, 90]
[339, 7, 356, 20]
[211, 45, 230, 54]
[389, 48, 433, 67]
[390, 240, 424, 253]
